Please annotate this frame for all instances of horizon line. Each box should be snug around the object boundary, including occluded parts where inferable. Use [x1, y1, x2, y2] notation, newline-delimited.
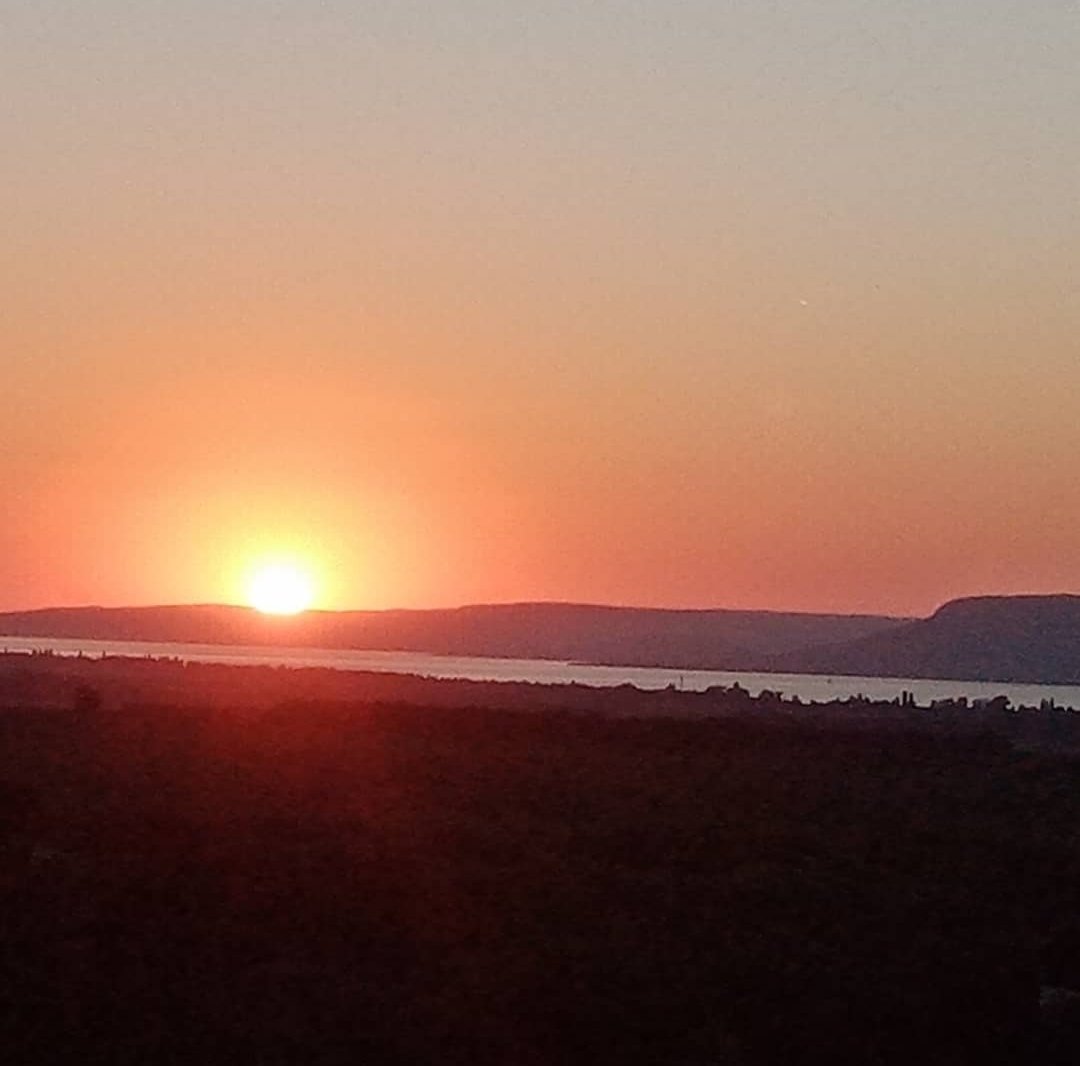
[4, 592, 1080, 621]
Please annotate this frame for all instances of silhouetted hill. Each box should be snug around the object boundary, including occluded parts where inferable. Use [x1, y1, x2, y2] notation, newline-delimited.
[0, 602, 903, 670]
[7, 597, 1080, 684]
[776, 595, 1080, 685]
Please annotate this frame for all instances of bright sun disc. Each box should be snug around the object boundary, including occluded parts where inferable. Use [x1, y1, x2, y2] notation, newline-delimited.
[248, 563, 315, 615]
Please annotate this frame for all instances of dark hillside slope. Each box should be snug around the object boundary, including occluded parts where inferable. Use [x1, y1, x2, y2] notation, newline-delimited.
[777, 596, 1080, 684]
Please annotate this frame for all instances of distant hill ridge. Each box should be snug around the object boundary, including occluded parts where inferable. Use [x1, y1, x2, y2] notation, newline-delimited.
[2, 595, 1078, 685]
[0, 602, 903, 672]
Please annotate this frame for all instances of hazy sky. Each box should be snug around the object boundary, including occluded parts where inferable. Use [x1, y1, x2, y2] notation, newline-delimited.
[4, 1, 1079, 615]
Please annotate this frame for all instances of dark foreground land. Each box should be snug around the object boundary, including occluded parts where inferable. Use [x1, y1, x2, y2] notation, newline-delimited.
[3, 656, 1080, 1064]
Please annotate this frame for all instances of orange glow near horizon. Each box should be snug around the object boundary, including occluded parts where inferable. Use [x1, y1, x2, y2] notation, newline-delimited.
[5, 5, 1080, 618]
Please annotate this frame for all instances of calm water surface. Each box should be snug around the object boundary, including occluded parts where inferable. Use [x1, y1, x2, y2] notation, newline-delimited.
[2, 635, 1078, 709]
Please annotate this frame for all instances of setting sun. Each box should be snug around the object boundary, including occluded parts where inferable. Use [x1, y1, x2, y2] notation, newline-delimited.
[247, 563, 316, 615]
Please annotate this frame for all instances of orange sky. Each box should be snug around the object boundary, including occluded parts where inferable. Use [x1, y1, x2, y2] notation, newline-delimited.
[4, 2, 1079, 617]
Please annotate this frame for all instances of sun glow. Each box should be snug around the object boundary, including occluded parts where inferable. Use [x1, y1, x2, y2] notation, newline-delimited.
[247, 562, 316, 615]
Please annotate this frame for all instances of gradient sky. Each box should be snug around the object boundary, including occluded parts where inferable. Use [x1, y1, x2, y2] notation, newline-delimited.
[3, 1, 1079, 616]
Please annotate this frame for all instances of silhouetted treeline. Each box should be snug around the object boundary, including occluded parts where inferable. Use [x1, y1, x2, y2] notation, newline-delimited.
[4, 651, 1080, 753]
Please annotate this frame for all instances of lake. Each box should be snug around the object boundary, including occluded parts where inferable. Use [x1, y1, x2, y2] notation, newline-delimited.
[1, 634, 1078, 710]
